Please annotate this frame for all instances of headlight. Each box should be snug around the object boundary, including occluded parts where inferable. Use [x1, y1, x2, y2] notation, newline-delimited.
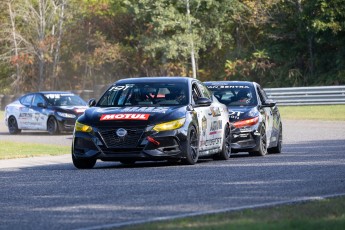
[75, 121, 93, 132]
[233, 116, 259, 129]
[153, 118, 186, 132]
[248, 108, 259, 117]
[57, 112, 76, 118]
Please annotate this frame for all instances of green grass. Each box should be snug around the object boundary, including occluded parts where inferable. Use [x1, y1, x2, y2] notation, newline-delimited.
[279, 105, 345, 121]
[0, 140, 70, 159]
[1, 110, 70, 159]
[118, 196, 345, 230]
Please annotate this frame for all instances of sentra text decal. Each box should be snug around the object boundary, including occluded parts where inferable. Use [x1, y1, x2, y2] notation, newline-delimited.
[100, 113, 150, 121]
[207, 85, 250, 89]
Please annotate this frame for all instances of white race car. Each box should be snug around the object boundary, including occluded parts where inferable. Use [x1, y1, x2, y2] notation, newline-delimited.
[5, 91, 88, 135]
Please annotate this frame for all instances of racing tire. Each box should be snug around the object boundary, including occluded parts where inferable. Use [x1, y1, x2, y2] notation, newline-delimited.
[268, 123, 282, 154]
[182, 126, 199, 165]
[47, 116, 60, 135]
[213, 124, 231, 160]
[8, 116, 22, 135]
[72, 154, 96, 169]
[250, 124, 267, 156]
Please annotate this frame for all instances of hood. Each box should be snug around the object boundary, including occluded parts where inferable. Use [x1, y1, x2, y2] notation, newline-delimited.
[228, 106, 259, 122]
[53, 105, 88, 115]
[80, 106, 187, 127]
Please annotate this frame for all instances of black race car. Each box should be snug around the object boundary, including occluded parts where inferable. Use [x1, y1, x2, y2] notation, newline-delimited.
[72, 77, 231, 169]
[5, 91, 88, 134]
[205, 81, 282, 156]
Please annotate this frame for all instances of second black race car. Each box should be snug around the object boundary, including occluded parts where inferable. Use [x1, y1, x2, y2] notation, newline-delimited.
[205, 81, 282, 156]
[72, 77, 231, 169]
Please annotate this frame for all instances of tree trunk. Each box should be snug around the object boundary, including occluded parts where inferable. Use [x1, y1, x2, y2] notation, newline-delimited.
[8, 2, 21, 94]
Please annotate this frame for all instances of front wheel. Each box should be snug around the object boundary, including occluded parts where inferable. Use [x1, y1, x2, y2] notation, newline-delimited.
[182, 126, 199, 165]
[268, 123, 282, 154]
[8, 116, 21, 134]
[72, 154, 96, 169]
[213, 124, 231, 160]
[47, 116, 60, 135]
[250, 124, 267, 156]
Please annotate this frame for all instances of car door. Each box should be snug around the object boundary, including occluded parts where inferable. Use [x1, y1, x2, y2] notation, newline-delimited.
[192, 81, 223, 153]
[31, 93, 49, 130]
[17, 94, 35, 129]
[256, 84, 274, 147]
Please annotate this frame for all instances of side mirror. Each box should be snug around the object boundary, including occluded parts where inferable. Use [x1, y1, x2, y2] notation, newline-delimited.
[261, 99, 276, 108]
[195, 97, 212, 107]
[88, 98, 97, 107]
[37, 102, 47, 108]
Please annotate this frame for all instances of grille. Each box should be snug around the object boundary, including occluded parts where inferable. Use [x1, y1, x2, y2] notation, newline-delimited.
[98, 128, 145, 148]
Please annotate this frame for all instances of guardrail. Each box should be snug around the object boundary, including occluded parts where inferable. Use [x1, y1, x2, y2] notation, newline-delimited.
[1, 85, 345, 110]
[265, 85, 345, 106]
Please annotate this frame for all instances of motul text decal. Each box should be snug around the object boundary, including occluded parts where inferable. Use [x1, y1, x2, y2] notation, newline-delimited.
[100, 113, 150, 121]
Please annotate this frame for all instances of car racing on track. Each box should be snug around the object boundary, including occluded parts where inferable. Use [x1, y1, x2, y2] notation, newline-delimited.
[72, 77, 232, 169]
[5, 91, 88, 135]
[205, 81, 282, 156]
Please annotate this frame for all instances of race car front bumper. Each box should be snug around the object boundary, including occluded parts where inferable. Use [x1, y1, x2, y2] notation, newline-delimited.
[230, 127, 261, 152]
[72, 128, 189, 162]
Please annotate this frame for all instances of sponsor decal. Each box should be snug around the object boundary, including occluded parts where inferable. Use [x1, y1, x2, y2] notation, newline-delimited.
[109, 84, 134, 91]
[201, 138, 222, 147]
[34, 113, 40, 121]
[45, 93, 74, 98]
[100, 113, 150, 121]
[201, 116, 207, 137]
[210, 107, 221, 117]
[19, 113, 32, 118]
[121, 107, 169, 113]
[209, 120, 222, 135]
[229, 110, 244, 120]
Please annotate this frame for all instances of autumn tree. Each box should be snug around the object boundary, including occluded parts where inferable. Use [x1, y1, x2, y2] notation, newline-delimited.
[0, 0, 68, 93]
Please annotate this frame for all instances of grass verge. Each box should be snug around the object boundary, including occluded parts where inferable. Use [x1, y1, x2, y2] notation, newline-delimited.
[279, 105, 345, 121]
[0, 140, 70, 160]
[118, 196, 345, 230]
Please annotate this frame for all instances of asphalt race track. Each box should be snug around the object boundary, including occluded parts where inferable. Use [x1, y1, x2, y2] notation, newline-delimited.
[0, 120, 345, 230]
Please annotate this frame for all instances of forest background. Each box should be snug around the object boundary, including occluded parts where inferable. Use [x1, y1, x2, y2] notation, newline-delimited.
[0, 0, 344, 95]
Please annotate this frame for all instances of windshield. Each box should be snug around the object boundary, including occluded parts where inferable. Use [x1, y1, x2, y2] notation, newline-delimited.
[98, 83, 189, 107]
[44, 93, 87, 106]
[208, 85, 258, 106]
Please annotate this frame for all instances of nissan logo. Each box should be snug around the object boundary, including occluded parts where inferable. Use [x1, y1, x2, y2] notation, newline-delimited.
[116, 128, 127, 137]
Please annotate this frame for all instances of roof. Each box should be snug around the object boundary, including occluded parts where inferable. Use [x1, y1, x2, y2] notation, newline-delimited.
[204, 81, 255, 87]
[115, 76, 193, 84]
[39, 91, 75, 94]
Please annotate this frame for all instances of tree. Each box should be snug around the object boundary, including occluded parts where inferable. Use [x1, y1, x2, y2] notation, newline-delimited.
[0, 0, 68, 93]
[124, 0, 242, 79]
